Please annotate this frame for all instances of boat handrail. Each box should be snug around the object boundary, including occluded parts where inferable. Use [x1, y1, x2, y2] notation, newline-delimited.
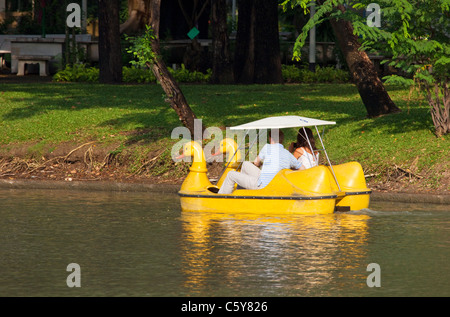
[315, 125, 341, 191]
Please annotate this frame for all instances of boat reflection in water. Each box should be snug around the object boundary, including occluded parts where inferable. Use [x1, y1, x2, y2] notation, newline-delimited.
[180, 210, 371, 296]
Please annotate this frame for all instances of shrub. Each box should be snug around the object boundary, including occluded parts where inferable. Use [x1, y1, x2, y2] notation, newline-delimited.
[168, 64, 211, 83]
[53, 64, 99, 82]
[54, 63, 349, 84]
[282, 64, 350, 83]
[53, 64, 211, 84]
[122, 66, 156, 83]
[315, 66, 350, 83]
[281, 64, 303, 82]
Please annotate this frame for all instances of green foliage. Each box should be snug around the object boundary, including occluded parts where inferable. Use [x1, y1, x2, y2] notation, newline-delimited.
[55, 63, 347, 84]
[281, 0, 341, 61]
[282, 65, 350, 83]
[169, 64, 212, 83]
[53, 64, 99, 83]
[283, 0, 449, 82]
[53, 64, 211, 84]
[283, 0, 450, 135]
[122, 66, 156, 83]
[125, 25, 157, 68]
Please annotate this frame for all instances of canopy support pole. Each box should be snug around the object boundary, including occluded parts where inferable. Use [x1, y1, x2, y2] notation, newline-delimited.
[315, 126, 341, 191]
[215, 129, 249, 185]
[236, 131, 259, 171]
[303, 127, 319, 166]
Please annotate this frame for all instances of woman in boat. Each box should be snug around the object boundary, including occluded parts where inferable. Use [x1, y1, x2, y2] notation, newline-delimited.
[289, 127, 319, 169]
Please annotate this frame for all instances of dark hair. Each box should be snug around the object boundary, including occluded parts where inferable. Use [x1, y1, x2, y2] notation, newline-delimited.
[269, 129, 284, 144]
[295, 127, 316, 150]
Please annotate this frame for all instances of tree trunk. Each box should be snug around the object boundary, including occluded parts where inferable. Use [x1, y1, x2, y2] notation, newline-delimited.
[234, 0, 283, 84]
[148, 0, 199, 137]
[178, 0, 210, 72]
[234, 0, 255, 83]
[120, 0, 151, 34]
[328, 5, 400, 117]
[426, 81, 450, 136]
[183, 38, 205, 72]
[98, 0, 122, 84]
[253, 0, 283, 84]
[210, 0, 234, 84]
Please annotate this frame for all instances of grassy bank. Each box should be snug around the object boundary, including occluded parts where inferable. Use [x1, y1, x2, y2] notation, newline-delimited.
[0, 82, 448, 193]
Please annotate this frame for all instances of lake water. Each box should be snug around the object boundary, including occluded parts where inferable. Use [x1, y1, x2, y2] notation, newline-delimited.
[0, 188, 448, 297]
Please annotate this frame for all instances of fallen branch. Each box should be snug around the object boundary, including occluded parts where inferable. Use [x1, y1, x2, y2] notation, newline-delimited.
[64, 142, 96, 162]
[83, 145, 94, 169]
[0, 173, 15, 178]
[100, 145, 123, 169]
[127, 150, 165, 178]
[394, 164, 423, 179]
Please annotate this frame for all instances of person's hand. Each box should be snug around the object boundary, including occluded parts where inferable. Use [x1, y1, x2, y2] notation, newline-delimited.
[253, 156, 261, 167]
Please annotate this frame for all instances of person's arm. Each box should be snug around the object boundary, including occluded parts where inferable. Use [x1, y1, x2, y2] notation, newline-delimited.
[254, 144, 267, 167]
[253, 156, 262, 167]
[290, 153, 303, 170]
[293, 147, 304, 159]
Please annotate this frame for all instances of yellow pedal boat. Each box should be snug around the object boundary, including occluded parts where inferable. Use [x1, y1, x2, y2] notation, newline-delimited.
[177, 116, 371, 215]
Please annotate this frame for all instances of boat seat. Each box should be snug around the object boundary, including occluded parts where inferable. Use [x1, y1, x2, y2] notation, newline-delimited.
[207, 186, 220, 193]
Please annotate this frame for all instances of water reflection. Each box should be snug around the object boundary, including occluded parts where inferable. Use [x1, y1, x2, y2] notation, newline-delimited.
[180, 211, 371, 296]
[1, 189, 448, 296]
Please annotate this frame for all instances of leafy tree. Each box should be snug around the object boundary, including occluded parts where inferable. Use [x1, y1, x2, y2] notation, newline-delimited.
[284, 0, 449, 136]
[283, 0, 400, 117]
[357, 0, 449, 136]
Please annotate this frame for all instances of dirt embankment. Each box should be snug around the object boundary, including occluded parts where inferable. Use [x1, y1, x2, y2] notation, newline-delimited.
[0, 140, 449, 195]
[366, 160, 450, 195]
[0, 140, 222, 185]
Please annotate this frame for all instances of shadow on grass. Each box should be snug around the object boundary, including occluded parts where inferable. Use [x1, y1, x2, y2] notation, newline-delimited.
[0, 82, 434, 147]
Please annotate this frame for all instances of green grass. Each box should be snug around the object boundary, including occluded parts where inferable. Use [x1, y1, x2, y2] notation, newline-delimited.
[0, 82, 448, 186]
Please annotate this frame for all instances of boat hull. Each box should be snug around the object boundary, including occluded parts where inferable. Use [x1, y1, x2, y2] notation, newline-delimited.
[178, 163, 371, 215]
[179, 192, 337, 215]
[329, 162, 372, 211]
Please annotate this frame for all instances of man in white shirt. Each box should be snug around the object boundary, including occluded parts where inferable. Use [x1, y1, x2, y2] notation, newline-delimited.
[218, 129, 303, 194]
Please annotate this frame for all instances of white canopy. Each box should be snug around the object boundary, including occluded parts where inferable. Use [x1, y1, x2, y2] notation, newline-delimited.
[229, 115, 336, 130]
